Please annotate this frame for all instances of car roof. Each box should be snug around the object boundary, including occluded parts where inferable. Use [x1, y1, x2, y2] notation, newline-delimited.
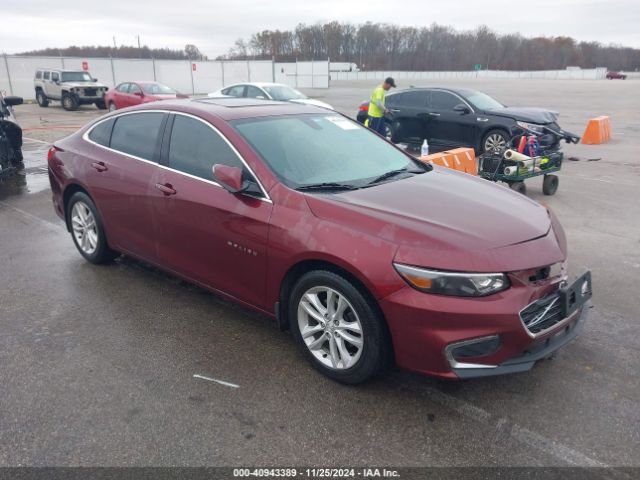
[225, 82, 291, 89]
[134, 97, 325, 120]
[390, 86, 479, 97]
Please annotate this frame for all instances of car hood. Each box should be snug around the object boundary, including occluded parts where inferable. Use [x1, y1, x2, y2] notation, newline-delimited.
[305, 168, 565, 272]
[486, 107, 559, 124]
[289, 98, 334, 110]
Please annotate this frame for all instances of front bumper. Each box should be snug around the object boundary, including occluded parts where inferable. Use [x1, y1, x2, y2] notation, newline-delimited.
[379, 274, 590, 379]
[452, 303, 588, 378]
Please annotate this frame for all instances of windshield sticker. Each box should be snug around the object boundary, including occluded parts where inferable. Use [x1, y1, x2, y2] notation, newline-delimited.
[325, 116, 359, 130]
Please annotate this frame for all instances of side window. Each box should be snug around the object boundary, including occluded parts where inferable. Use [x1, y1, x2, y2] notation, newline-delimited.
[51, 72, 59, 82]
[116, 83, 129, 93]
[129, 84, 142, 95]
[43, 71, 50, 80]
[226, 85, 246, 97]
[398, 90, 428, 107]
[245, 86, 265, 99]
[168, 115, 246, 181]
[35, 71, 42, 79]
[430, 91, 460, 111]
[88, 118, 115, 147]
[110, 113, 165, 161]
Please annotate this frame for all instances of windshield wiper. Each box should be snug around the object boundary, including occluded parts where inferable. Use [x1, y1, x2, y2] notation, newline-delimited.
[296, 182, 361, 192]
[367, 167, 423, 186]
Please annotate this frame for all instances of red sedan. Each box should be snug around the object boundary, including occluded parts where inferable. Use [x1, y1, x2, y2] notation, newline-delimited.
[606, 71, 627, 80]
[47, 98, 592, 384]
[104, 81, 187, 111]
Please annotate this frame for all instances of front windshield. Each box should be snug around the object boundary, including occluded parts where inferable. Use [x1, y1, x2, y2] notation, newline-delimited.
[263, 85, 307, 101]
[232, 114, 422, 189]
[141, 83, 176, 94]
[466, 91, 504, 110]
[61, 72, 93, 82]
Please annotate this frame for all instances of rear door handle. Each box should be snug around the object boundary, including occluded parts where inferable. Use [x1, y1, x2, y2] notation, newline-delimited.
[155, 183, 177, 196]
[388, 108, 400, 113]
[91, 161, 108, 172]
[428, 112, 441, 117]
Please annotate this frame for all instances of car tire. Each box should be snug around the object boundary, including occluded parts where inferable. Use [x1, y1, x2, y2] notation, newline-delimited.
[508, 181, 527, 195]
[108, 102, 117, 112]
[542, 174, 559, 195]
[289, 270, 390, 384]
[66, 192, 118, 264]
[61, 93, 79, 111]
[95, 100, 107, 110]
[482, 129, 510, 153]
[36, 90, 49, 107]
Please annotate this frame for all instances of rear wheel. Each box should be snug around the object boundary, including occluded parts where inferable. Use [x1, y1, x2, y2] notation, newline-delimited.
[542, 174, 559, 195]
[36, 90, 49, 107]
[61, 93, 79, 111]
[67, 192, 118, 264]
[482, 129, 509, 153]
[289, 270, 390, 384]
[108, 102, 117, 112]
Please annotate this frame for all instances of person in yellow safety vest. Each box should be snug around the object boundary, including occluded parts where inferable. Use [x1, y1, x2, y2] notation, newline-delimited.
[367, 77, 396, 136]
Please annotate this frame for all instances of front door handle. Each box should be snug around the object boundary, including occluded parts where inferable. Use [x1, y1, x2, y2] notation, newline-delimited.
[155, 183, 177, 196]
[91, 161, 108, 172]
[428, 112, 441, 117]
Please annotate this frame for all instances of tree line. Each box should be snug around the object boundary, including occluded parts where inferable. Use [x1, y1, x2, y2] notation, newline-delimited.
[17, 44, 207, 60]
[220, 21, 640, 71]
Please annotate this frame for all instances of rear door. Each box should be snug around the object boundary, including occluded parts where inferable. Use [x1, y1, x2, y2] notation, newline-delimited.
[112, 83, 130, 108]
[223, 85, 247, 98]
[425, 90, 478, 150]
[151, 113, 272, 307]
[84, 111, 166, 262]
[388, 90, 429, 143]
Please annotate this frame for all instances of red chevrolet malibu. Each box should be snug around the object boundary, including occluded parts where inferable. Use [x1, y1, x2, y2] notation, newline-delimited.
[104, 81, 188, 111]
[47, 98, 592, 384]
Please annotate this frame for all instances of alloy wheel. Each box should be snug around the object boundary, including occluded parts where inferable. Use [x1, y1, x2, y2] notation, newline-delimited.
[484, 133, 507, 152]
[71, 201, 98, 255]
[109, 103, 117, 112]
[297, 286, 364, 370]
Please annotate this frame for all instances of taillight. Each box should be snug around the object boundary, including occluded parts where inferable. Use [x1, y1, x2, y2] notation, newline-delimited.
[358, 105, 369, 111]
[47, 145, 61, 162]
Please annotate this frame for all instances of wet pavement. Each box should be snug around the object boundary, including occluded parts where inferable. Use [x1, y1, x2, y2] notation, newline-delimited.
[1, 85, 639, 467]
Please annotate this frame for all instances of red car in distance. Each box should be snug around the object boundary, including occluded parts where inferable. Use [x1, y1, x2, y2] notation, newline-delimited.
[47, 98, 592, 384]
[104, 81, 187, 111]
[606, 71, 627, 80]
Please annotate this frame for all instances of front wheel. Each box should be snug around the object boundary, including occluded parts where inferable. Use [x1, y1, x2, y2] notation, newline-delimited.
[289, 270, 390, 384]
[67, 192, 118, 264]
[61, 93, 79, 111]
[482, 129, 510, 153]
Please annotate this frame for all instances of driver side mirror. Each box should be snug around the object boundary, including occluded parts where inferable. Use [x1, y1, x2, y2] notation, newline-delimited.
[454, 104, 471, 115]
[93, 78, 98, 82]
[134, 91, 143, 97]
[3, 96, 23, 107]
[212, 164, 246, 193]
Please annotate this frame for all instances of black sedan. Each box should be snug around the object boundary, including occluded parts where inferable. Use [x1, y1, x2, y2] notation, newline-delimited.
[356, 87, 578, 153]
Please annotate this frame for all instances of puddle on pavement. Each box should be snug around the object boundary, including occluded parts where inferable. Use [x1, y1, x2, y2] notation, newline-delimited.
[0, 142, 50, 199]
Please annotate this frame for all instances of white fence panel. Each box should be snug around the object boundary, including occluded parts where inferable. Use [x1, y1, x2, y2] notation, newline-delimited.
[193, 61, 223, 94]
[155, 60, 193, 94]
[112, 59, 155, 86]
[248, 61, 274, 83]
[274, 62, 298, 86]
[221, 61, 250, 86]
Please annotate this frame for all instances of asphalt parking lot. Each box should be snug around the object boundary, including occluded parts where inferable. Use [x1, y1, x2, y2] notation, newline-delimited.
[1, 79, 639, 467]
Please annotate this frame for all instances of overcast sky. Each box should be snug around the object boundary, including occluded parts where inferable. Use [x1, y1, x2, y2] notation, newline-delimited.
[2, 0, 639, 57]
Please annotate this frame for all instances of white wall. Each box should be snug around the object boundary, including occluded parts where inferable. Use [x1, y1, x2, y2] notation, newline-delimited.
[0, 55, 331, 100]
[332, 68, 608, 81]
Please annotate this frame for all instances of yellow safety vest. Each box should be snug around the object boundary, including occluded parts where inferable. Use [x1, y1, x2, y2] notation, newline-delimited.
[368, 86, 385, 118]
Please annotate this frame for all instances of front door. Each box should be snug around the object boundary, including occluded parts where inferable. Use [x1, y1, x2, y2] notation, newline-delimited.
[151, 113, 272, 308]
[424, 90, 478, 150]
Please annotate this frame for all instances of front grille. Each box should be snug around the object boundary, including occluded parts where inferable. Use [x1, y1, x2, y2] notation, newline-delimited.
[84, 88, 97, 96]
[520, 292, 564, 335]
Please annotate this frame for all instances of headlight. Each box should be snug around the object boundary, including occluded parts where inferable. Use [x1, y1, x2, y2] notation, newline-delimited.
[394, 263, 510, 297]
[516, 121, 545, 135]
